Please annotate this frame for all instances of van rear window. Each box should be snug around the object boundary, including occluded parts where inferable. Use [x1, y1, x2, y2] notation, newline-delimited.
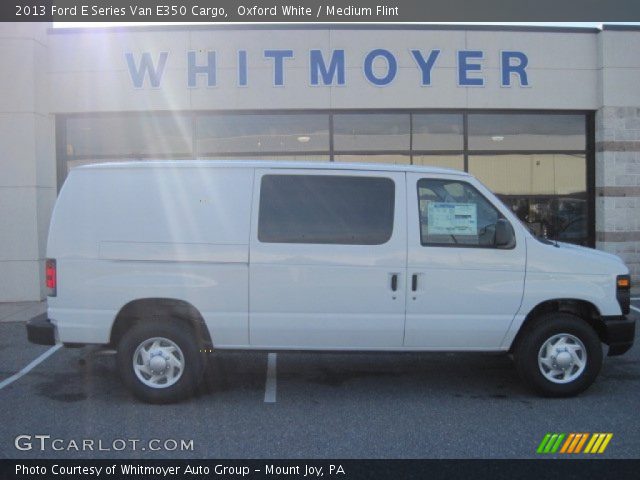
[258, 175, 395, 245]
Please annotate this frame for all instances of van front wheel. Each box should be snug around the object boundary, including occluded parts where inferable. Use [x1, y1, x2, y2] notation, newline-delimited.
[514, 313, 603, 397]
[117, 321, 204, 403]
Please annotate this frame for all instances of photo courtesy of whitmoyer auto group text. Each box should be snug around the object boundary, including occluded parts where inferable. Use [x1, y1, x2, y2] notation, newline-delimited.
[1, 0, 640, 479]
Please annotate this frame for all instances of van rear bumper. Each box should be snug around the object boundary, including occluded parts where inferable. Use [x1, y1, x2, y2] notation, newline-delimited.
[602, 315, 636, 356]
[26, 313, 57, 346]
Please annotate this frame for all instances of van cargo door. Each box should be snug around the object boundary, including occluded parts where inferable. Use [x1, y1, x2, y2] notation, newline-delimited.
[249, 169, 407, 349]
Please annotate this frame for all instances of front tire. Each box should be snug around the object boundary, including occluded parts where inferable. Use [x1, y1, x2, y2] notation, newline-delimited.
[117, 320, 204, 403]
[514, 313, 603, 397]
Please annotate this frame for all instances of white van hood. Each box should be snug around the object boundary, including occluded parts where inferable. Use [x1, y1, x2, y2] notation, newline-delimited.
[556, 241, 626, 264]
[526, 237, 628, 275]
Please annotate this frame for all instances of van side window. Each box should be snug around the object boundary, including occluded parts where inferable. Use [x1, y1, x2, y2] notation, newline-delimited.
[258, 175, 395, 245]
[417, 178, 510, 248]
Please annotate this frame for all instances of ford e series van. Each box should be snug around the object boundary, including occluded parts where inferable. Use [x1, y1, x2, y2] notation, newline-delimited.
[26, 161, 634, 403]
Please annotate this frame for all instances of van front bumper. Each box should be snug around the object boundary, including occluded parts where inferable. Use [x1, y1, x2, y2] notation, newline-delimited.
[26, 313, 57, 346]
[602, 315, 636, 356]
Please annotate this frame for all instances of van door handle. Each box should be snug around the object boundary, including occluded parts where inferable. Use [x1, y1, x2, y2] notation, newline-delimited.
[411, 274, 418, 292]
[391, 274, 398, 292]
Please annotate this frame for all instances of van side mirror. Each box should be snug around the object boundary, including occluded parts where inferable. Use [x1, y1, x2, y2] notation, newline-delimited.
[495, 218, 515, 248]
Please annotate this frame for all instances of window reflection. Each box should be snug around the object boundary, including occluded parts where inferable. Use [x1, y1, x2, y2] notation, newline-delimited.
[468, 114, 585, 151]
[469, 154, 588, 245]
[60, 111, 591, 246]
[412, 114, 463, 150]
[413, 155, 464, 171]
[417, 178, 505, 247]
[197, 114, 329, 154]
[334, 155, 410, 164]
[198, 155, 330, 162]
[333, 114, 410, 151]
[67, 115, 193, 158]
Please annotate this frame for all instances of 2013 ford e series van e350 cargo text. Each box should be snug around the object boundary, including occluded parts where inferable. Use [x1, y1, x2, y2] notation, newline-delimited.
[26, 161, 635, 403]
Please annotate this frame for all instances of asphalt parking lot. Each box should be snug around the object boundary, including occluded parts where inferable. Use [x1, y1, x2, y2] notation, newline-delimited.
[0, 300, 639, 459]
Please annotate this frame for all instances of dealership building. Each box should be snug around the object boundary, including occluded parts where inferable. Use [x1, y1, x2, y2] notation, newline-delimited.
[1, 22, 640, 301]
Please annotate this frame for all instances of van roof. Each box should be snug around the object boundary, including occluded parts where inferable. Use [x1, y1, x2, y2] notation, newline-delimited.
[76, 160, 470, 176]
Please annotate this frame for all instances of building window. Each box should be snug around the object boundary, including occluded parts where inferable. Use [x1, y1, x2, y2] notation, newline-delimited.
[469, 154, 588, 244]
[65, 114, 193, 160]
[413, 154, 464, 171]
[412, 114, 464, 150]
[196, 113, 329, 155]
[334, 154, 410, 165]
[468, 113, 585, 151]
[258, 175, 395, 245]
[211, 154, 330, 162]
[333, 113, 410, 151]
[57, 110, 593, 246]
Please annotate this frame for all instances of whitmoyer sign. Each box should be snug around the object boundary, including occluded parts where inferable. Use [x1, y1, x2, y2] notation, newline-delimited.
[125, 49, 530, 88]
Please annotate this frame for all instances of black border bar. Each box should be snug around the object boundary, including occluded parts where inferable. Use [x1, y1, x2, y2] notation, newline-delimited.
[2, 1, 640, 23]
[3, 459, 640, 480]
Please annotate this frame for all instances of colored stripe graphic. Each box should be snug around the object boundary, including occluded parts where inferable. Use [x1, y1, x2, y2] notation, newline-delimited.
[598, 434, 613, 453]
[585, 433, 614, 454]
[568, 433, 581, 453]
[550, 434, 565, 453]
[560, 433, 575, 453]
[537, 434, 551, 453]
[574, 433, 589, 453]
[584, 434, 599, 453]
[544, 434, 558, 453]
[537, 433, 565, 454]
[538, 433, 612, 454]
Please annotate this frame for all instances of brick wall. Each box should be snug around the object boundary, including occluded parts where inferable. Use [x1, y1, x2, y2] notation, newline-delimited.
[595, 107, 640, 290]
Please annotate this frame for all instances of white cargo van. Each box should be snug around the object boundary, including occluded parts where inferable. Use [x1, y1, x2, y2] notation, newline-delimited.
[27, 161, 634, 403]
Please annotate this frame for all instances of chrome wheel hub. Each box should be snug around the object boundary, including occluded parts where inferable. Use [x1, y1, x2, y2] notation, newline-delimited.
[149, 353, 168, 374]
[538, 333, 587, 384]
[133, 337, 184, 389]
[555, 351, 573, 370]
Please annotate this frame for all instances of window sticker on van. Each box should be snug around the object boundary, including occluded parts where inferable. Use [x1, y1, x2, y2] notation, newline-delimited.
[427, 202, 478, 236]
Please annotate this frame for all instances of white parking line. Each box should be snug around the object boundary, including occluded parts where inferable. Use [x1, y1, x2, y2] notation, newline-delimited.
[0, 344, 62, 390]
[631, 306, 640, 314]
[264, 353, 277, 403]
[631, 297, 640, 301]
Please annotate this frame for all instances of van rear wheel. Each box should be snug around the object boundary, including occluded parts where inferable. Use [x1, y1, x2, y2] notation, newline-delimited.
[117, 320, 204, 403]
[514, 313, 603, 397]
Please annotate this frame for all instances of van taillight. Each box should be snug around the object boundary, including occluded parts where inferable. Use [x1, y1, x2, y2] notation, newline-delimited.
[45, 258, 57, 296]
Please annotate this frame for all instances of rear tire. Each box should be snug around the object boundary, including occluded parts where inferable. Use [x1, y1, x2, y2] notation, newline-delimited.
[117, 320, 204, 404]
[514, 312, 603, 397]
